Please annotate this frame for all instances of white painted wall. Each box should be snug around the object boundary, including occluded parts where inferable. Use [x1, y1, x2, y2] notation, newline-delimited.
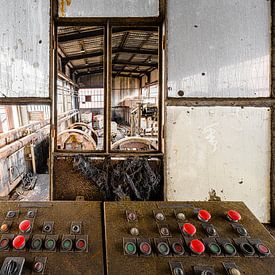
[58, 0, 159, 17]
[167, 0, 271, 97]
[0, 0, 50, 97]
[166, 107, 271, 222]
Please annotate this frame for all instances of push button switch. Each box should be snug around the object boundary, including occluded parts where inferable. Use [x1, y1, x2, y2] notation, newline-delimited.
[182, 223, 196, 236]
[208, 243, 221, 256]
[171, 242, 185, 256]
[19, 220, 31, 233]
[256, 243, 270, 256]
[139, 241, 152, 256]
[13, 235, 26, 250]
[125, 241, 137, 255]
[0, 223, 9, 233]
[198, 209, 211, 222]
[0, 238, 10, 251]
[189, 239, 205, 255]
[76, 239, 86, 251]
[227, 210, 241, 222]
[157, 242, 170, 256]
[62, 238, 73, 251]
[31, 237, 43, 251]
[224, 243, 236, 256]
[239, 242, 255, 256]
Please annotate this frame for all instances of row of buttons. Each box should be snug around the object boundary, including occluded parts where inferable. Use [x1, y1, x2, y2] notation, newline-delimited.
[0, 234, 88, 252]
[127, 209, 242, 223]
[169, 262, 242, 275]
[123, 237, 271, 257]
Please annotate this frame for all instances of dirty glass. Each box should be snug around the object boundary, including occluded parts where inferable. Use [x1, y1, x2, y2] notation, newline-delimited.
[167, 0, 270, 98]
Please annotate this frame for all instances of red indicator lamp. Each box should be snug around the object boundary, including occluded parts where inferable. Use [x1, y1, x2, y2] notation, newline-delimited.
[19, 220, 31, 233]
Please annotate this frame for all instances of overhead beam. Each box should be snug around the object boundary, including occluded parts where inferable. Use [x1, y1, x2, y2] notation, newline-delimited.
[61, 47, 158, 65]
[72, 60, 157, 72]
[58, 26, 158, 43]
[75, 68, 146, 79]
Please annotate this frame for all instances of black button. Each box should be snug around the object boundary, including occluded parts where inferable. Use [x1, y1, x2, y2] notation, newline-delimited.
[240, 243, 255, 256]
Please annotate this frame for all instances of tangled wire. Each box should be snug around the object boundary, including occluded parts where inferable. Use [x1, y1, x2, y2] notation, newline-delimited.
[73, 155, 161, 200]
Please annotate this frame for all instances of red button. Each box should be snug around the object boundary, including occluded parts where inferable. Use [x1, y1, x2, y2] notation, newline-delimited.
[198, 209, 211, 222]
[257, 244, 270, 255]
[19, 220, 31, 232]
[140, 242, 151, 255]
[76, 239, 86, 250]
[189, 239, 205, 254]
[182, 223, 196, 236]
[13, 235, 25, 250]
[227, 210, 241, 222]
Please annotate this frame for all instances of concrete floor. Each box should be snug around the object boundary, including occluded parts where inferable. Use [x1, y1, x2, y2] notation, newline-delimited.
[10, 174, 49, 201]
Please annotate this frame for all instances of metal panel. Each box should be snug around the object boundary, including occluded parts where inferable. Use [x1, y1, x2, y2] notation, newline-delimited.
[0, 0, 50, 97]
[58, 0, 159, 17]
[167, 0, 271, 98]
[166, 107, 271, 222]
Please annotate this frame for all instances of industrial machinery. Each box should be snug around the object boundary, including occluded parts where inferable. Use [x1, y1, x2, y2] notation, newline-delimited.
[0, 201, 104, 274]
[104, 201, 275, 275]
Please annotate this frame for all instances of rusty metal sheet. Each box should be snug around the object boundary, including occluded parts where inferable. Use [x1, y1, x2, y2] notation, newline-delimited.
[0, 0, 50, 97]
[167, 0, 271, 97]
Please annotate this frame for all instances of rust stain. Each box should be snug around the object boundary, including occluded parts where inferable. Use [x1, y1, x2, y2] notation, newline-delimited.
[60, 0, 72, 16]
[60, 0, 65, 17]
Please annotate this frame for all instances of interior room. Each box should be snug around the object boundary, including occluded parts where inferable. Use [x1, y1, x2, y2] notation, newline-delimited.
[0, 0, 274, 274]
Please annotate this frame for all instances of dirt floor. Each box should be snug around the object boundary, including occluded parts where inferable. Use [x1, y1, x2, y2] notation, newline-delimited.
[10, 174, 49, 201]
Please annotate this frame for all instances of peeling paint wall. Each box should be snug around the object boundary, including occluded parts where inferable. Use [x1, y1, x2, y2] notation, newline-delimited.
[166, 107, 271, 222]
[0, 0, 50, 97]
[58, 0, 159, 17]
[167, 0, 271, 97]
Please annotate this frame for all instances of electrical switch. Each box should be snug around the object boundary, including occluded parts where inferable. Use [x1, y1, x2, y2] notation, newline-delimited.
[182, 223, 196, 236]
[13, 235, 26, 250]
[189, 239, 205, 255]
[19, 220, 31, 233]
[227, 210, 241, 222]
[198, 209, 211, 222]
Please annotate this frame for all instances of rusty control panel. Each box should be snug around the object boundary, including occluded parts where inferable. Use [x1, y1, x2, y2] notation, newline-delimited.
[104, 201, 275, 275]
[0, 201, 104, 275]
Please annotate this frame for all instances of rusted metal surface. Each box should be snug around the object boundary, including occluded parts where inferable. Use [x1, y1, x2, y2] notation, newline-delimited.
[53, 156, 163, 201]
[104, 201, 275, 275]
[0, 201, 104, 274]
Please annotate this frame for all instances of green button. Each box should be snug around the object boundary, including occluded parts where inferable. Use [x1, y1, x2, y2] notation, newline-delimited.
[209, 243, 221, 254]
[46, 239, 55, 249]
[225, 243, 236, 255]
[32, 239, 42, 249]
[63, 239, 72, 250]
[125, 242, 136, 254]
